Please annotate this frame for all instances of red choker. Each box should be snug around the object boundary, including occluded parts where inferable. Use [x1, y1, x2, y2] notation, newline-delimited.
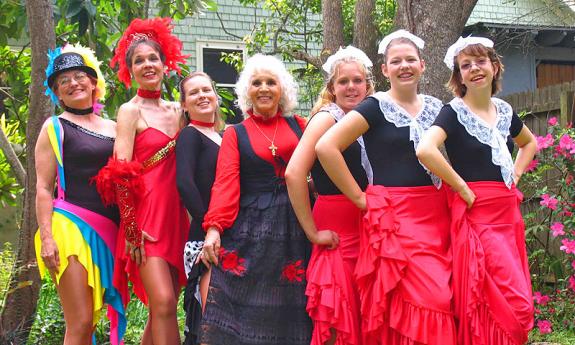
[137, 88, 161, 99]
[191, 119, 215, 128]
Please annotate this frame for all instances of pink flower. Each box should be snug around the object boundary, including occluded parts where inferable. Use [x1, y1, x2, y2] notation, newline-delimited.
[534, 291, 550, 305]
[537, 320, 552, 334]
[548, 117, 558, 126]
[526, 159, 539, 172]
[560, 238, 575, 254]
[569, 276, 575, 293]
[540, 194, 559, 210]
[571, 261, 575, 271]
[550, 222, 565, 237]
[536, 134, 554, 151]
[567, 174, 574, 186]
[558, 134, 575, 154]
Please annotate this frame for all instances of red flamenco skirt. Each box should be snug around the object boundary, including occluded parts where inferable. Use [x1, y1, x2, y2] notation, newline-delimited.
[356, 185, 456, 345]
[307, 194, 363, 345]
[449, 181, 533, 345]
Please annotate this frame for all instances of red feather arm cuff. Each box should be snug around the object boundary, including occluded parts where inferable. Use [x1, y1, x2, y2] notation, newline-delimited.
[93, 157, 145, 247]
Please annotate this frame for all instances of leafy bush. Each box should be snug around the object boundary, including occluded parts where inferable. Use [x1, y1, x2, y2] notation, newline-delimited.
[0, 242, 15, 309]
[520, 117, 575, 340]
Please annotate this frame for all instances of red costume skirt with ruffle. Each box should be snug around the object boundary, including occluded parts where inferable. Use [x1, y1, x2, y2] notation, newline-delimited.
[307, 194, 363, 345]
[356, 185, 456, 345]
[449, 181, 533, 345]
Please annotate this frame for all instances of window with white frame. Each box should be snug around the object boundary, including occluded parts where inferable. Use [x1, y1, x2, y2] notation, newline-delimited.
[196, 40, 246, 124]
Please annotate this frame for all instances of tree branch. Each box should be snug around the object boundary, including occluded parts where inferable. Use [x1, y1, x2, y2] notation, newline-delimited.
[0, 128, 25, 186]
[216, 12, 244, 40]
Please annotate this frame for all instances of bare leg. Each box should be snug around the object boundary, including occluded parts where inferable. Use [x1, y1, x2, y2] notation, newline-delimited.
[56, 256, 94, 345]
[199, 266, 211, 313]
[139, 257, 181, 345]
[325, 328, 336, 345]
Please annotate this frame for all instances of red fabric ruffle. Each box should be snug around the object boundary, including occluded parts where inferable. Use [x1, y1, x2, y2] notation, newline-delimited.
[306, 246, 360, 345]
[355, 185, 408, 343]
[449, 181, 533, 345]
[388, 293, 456, 345]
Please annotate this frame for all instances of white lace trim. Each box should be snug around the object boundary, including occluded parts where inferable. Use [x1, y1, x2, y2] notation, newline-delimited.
[372, 92, 443, 188]
[319, 103, 374, 184]
[449, 97, 514, 188]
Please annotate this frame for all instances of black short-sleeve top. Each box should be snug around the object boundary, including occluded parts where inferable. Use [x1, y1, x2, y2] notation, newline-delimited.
[432, 97, 524, 187]
[354, 92, 443, 187]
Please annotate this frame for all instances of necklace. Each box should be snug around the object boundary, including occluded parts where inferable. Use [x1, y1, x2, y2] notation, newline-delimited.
[250, 116, 279, 156]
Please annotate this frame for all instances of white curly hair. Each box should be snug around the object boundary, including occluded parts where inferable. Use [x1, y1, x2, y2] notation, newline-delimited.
[235, 54, 298, 117]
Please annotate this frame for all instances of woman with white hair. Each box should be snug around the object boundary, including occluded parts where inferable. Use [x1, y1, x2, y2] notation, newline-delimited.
[285, 46, 374, 345]
[316, 30, 456, 344]
[199, 54, 312, 345]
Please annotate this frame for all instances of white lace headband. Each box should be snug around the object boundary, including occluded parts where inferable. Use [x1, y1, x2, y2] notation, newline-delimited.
[444, 36, 494, 70]
[322, 46, 373, 74]
[378, 29, 425, 55]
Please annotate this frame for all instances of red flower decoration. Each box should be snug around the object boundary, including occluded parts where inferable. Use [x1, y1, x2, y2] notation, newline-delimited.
[219, 248, 246, 276]
[281, 260, 305, 282]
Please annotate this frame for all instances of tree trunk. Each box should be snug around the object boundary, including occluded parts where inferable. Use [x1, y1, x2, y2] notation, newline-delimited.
[321, 0, 344, 62]
[0, 0, 55, 342]
[394, 0, 478, 101]
[353, 0, 384, 88]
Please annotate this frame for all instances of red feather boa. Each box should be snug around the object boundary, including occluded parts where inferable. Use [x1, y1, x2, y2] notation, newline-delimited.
[92, 157, 144, 205]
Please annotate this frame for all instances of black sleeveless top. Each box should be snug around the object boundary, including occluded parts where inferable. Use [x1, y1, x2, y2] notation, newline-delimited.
[60, 118, 119, 223]
[309, 116, 368, 195]
[235, 116, 302, 209]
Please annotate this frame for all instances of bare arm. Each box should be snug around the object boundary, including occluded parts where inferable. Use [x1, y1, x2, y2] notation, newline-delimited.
[35, 119, 60, 273]
[285, 112, 339, 248]
[315, 111, 369, 210]
[114, 103, 139, 160]
[511, 125, 537, 184]
[416, 125, 476, 207]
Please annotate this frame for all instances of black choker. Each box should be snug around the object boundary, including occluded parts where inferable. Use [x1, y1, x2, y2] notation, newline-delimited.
[64, 105, 93, 115]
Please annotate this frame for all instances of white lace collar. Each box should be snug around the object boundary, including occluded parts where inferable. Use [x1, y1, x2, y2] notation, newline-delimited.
[449, 97, 515, 188]
[319, 103, 374, 184]
[372, 92, 443, 188]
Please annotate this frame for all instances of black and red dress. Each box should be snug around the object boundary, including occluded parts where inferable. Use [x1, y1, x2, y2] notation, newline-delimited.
[433, 97, 533, 345]
[353, 92, 456, 345]
[200, 111, 312, 345]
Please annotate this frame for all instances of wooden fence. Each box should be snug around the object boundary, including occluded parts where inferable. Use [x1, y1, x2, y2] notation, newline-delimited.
[503, 81, 575, 136]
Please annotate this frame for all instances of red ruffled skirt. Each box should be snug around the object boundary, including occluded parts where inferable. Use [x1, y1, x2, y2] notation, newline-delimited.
[356, 185, 456, 345]
[307, 194, 363, 345]
[449, 181, 533, 345]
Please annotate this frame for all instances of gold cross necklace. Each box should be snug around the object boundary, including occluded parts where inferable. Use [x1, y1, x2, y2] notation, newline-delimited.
[250, 115, 279, 156]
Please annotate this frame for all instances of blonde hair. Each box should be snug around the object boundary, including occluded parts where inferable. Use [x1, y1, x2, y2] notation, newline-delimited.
[311, 59, 374, 115]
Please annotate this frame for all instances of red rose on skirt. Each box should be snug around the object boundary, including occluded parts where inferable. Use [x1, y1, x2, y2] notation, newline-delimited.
[281, 260, 305, 282]
[219, 248, 246, 276]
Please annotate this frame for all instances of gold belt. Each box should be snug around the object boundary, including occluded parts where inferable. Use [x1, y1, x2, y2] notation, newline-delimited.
[142, 140, 176, 170]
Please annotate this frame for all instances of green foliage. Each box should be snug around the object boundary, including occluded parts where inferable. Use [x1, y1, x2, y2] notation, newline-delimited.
[0, 243, 15, 309]
[28, 276, 187, 344]
[520, 118, 575, 337]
